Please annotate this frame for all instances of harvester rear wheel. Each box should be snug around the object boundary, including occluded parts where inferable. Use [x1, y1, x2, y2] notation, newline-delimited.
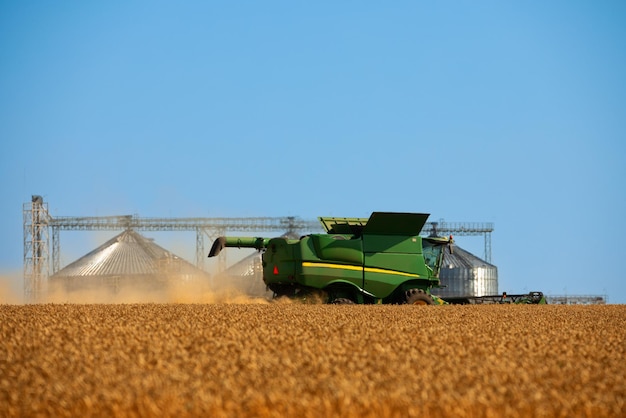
[405, 289, 434, 305]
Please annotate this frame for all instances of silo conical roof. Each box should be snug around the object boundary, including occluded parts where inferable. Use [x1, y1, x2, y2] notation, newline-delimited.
[52, 229, 199, 278]
[441, 245, 495, 269]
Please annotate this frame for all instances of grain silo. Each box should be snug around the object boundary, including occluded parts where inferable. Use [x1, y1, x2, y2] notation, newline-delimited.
[432, 244, 498, 298]
[49, 229, 209, 295]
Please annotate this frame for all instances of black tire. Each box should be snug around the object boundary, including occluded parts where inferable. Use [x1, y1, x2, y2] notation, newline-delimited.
[331, 298, 355, 304]
[405, 289, 434, 305]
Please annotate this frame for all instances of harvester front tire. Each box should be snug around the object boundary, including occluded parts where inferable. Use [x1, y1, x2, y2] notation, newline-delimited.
[405, 289, 434, 305]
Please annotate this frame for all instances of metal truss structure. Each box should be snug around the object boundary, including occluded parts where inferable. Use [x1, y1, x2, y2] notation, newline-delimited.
[23, 196, 50, 302]
[421, 221, 494, 264]
[23, 196, 494, 301]
[48, 214, 322, 274]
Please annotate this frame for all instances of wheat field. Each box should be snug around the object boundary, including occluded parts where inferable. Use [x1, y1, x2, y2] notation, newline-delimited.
[1, 303, 624, 417]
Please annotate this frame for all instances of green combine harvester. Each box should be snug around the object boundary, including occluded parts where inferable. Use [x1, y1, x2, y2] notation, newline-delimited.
[209, 211, 547, 305]
[209, 212, 452, 304]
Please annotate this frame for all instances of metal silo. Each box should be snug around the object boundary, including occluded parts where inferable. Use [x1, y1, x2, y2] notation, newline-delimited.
[432, 244, 498, 298]
[49, 229, 209, 295]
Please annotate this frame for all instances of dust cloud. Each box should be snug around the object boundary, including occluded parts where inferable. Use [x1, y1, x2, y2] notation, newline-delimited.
[0, 272, 24, 304]
[1, 271, 276, 305]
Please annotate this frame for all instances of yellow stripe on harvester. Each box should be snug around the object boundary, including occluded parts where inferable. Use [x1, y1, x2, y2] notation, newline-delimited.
[301, 262, 420, 278]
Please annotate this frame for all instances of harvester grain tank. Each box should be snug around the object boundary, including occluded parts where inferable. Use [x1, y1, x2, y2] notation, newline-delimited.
[209, 212, 452, 304]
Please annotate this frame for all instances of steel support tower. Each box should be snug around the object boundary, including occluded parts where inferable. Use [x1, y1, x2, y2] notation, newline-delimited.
[23, 196, 50, 302]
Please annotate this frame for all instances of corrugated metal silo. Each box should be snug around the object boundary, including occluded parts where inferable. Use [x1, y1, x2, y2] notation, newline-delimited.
[49, 229, 209, 294]
[433, 245, 498, 298]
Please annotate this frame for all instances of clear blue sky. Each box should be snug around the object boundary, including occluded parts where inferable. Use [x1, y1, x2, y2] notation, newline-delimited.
[1, 1, 625, 302]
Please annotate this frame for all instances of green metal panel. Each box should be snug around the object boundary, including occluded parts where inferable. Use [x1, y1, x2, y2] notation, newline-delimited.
[300, 261, 363, 290]
[362, 235, 422, 253]
[363, 268, 408, 298]
[362, 212, 429, 236]
[310, 234, 363, 264]
[302, 234, 364, 290]
[364, 252, 427, 277]
[262, 237, 297, 280]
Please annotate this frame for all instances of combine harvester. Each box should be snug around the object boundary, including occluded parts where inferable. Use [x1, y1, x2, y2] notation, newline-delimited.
[209, 212, 545, 305]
